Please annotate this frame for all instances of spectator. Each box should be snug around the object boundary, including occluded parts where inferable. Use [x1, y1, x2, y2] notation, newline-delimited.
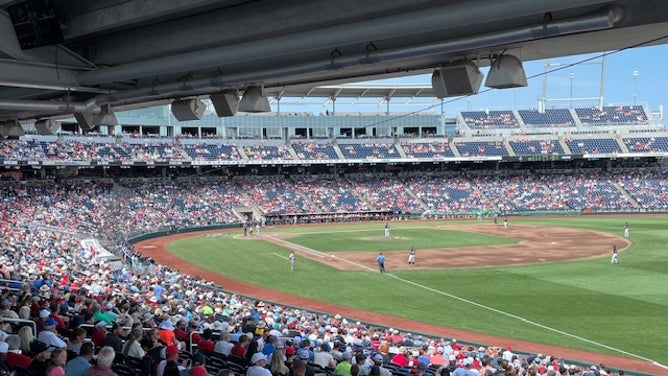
[86, 346, 118, 376]
[66, 342, 94, 376]
[38, 318, 67, 349]
[122, 328, 146, 358]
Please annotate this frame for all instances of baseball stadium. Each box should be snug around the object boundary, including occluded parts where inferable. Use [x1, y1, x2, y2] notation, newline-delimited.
[0, 2, 668, 376]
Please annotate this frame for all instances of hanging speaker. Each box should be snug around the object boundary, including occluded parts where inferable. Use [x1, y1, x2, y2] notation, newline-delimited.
[171, 99, 206, 121]
[92, 104, 118, 126]
[0, 120, 24, 139]
[210, 90, 239, 117]
[431, 60, 483, 98]
[35, 119, 59, 135]
[485, 54, 528, 89]
[74, 112, 95, 131]
[238, 86, 271, 113]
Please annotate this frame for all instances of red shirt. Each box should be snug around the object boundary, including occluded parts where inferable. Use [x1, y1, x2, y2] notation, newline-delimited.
[6, 351, 32, 369]
[391, 353, 409, 367]
[198, 340, 214, 352]
[91, 329, 107, 349]
[230, 344, 247, 359]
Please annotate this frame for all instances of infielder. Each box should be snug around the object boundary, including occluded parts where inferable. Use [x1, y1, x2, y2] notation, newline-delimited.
[408, 246, 416, 266]
[384, 222, 390, 238]
[611, 244, 619, 264]
[623, 222, 629, 239]
[289, 250, 296, 271]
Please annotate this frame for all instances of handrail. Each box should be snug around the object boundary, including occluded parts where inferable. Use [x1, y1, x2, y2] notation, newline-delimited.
[4, 317, 38, 337]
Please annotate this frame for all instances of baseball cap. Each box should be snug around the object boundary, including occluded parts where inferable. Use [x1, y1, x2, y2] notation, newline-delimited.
[165, 345, 180, 355]
[342, 351, 352, 360]
[251, 353, 267, 364]
[373, 354, 384, 363]
[297, 348, 310, 359]
[276, 341, 285, 349]
[44, 318, 57, 327]
[285, 347, 295, 356]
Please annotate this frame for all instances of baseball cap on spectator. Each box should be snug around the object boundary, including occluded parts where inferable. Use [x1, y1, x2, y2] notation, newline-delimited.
[251, 353, 267, 364]
[165, 345, 180, 356]
[276, 341, 285, 349]
[373, 354, 384, 364]
[44, 318, 57, 327]
[342, 351, 352, 360]
[436, 346, 444, 354]
[463, 358, 472, 366]
[285, 347, 295, 356]
[39, 309, 50, 319]
[95, 321, 107, 328]
[297, 348, 310, 360]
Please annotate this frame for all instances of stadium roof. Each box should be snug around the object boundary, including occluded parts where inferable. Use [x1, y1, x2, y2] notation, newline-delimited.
[0, 0, 667, 125]
[268, 84, 435, 100]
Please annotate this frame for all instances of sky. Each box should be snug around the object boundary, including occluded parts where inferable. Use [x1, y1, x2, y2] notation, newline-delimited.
[275, 44, 667, 116]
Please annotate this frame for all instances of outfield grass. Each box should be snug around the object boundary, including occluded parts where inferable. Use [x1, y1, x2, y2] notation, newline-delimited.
[164, 217, 668, 365]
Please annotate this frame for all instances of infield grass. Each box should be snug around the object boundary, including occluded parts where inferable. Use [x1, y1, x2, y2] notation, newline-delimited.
[164, 216, 668, 365]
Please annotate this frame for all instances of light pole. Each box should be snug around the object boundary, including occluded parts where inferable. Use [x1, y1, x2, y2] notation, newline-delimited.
[569, 73, 574, 109]
[633, 70, 639, 105]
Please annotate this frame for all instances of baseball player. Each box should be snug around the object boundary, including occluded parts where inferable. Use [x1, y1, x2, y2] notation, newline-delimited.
[623, 222, 629, 239]
[408, 246, 416, 267]
[377, 252, 386, 273]
[611, 244, 619, 264]
[384, 223, 390, 238]
[289, 250, 296, 271]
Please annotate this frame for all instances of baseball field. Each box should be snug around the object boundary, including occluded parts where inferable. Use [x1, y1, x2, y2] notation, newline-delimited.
[136, 216, 668, 373]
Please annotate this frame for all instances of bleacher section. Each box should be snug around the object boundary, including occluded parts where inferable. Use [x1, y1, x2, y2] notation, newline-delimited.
[401, 141, 455, 158]
[518, 109, 575, 127]
[292, 142, 339, 159]
[125, 141, 187, 162]
[454, 140, 509, 157]
[349, 174, 422, 212]
[182, 142, 243, 161]
[406, 176, 482, 213]
[295, 177, 368, 212]
[574, 105, 648, 125]
[622, 136, 668, 152]
[238, 176, 310, 215]
[508, 139, 565, 156]
[619, 171, 668, 209]
[243, 144, 293, 160]
[564, 138, 622, 154]
[338, 143, 402, 159]
[461, 110, 519, 129]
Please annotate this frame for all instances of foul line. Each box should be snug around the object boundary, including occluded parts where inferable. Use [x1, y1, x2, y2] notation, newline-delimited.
[271, 253, 289, 260]
[384, 273, 667, 369]
[266, 233, 666, 369]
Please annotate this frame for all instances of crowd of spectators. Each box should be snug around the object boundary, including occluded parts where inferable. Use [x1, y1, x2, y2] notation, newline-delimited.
[0, 176, 638, 376]
[4, 133, 668, 164]
[0, 168, 657, 376]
